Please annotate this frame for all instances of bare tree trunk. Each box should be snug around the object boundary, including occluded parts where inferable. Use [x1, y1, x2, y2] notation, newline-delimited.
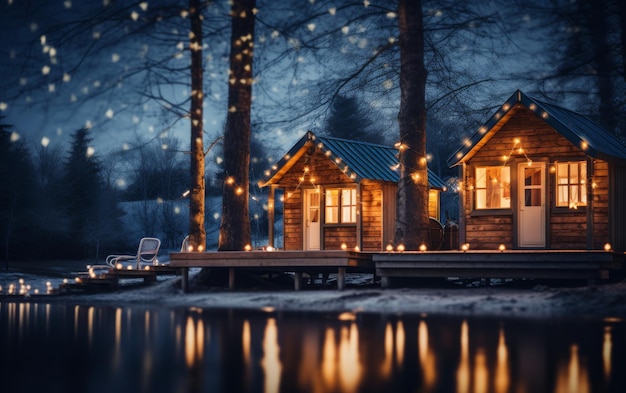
[395, 0, 429, 250]
[189, 0, 206, 251]
[218, 0, 255, 251]
[586, 0, 617, 134]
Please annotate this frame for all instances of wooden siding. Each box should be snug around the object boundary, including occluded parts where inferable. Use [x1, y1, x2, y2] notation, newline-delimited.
[463, 106, 611, 250]
[592, 160, 610, 249]
[283, 189, 302, 250]
[609, 163, 626, 252]
[382, 183, 397, 248]
[470, 106, 583, 162]
[324, 226, 358, 249]
[361, 183, 383, 250]
[465, 215, 513, 250]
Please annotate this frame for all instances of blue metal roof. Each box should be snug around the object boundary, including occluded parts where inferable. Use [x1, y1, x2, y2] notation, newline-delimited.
[260, 131, 447, 190]
[448, 90, 626, 167]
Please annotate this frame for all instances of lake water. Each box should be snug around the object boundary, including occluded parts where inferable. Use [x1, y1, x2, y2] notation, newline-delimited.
[0, 301, 624, 393]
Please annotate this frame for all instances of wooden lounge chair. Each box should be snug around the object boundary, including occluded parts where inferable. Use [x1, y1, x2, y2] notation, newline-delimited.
[106, 237, 161, 269]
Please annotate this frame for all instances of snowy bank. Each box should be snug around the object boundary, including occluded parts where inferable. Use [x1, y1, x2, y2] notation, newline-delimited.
[2, 262, 625, 320]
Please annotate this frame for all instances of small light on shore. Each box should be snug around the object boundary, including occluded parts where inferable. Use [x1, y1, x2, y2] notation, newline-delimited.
[386, 244, 393, 252]
[461, 243, 470, 252]
[244, 244, 252, 251]
[197, 245, 204, 252]
[265, 246, 274, 252]
[354, 246, 360, 252]
[419, 244, 427, 252]
[499, 244, 506, 252]
[341, 243, 347, 250]
[604, 243, 612, 252]
[397, 244, 405, 252]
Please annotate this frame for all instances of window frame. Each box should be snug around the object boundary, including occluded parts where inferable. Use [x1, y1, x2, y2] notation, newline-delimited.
[554, 161, 587, 209]
[473, 165, 512, 211]
[324, 187, 357, 224]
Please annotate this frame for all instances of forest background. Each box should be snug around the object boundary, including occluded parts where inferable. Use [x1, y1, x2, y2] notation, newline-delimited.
[1, 0, 625, 262]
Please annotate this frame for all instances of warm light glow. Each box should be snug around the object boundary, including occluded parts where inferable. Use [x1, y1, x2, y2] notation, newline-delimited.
[261, 318, 283, 393]
[457, 320, 469, 393]
[418, 320, 437, 389]
[386, 244, 393, 252]
[341, 243, 347, 250]
[461, 243, 469, 251]
[265, 246, 274, 252]
[354, 246, 360, 252]
[197, 245, 204, 252]
[397, 244, 405, 252]
[604, 243, 612, 252]
[554, 345, 590, 393]
[419, 244, 427, 252]
[603, 326, 612, 382]
[498, 244, 506, 251]
[495, 328, 510, 393]
[395, 321, 405, 365]
[244, 244, 252, 251]
[581, 141, 588, 150]
[338, 312, 356, 321]
[242, 320, 251, 367]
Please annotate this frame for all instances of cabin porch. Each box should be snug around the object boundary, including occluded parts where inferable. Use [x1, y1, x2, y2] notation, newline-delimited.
[169, 249, 624, 291]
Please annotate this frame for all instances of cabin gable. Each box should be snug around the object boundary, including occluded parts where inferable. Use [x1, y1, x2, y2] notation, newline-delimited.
[261, 132, 446, 251]
[452, 90, 626, 251]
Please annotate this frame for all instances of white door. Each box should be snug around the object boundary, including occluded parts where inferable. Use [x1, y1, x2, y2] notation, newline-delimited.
[518, 163, 546, 247]
[304, 189, 321, 250]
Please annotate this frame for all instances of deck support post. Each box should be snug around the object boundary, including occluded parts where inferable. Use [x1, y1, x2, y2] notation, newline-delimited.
[229, 268, 236, 290]
[337, 267, 346, 290]
[181, 267, 189, 293]
[294, 272, 302, 290]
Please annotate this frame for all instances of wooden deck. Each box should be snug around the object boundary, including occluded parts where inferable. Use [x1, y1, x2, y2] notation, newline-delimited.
[374, 250, 624, 287]
[169, 250, 374, 291]
[58, 265, 180, 293]
[169, 249, 624, 291]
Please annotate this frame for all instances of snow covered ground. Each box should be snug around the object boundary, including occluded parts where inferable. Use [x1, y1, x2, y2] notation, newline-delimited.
[2, 260, 626, 320]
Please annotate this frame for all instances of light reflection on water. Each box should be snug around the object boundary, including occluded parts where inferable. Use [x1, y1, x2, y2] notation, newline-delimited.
[0, 302, 624, 393]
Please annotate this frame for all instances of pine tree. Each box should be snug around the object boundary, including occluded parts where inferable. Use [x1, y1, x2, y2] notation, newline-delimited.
[61, 128, 120, 259]
[323, 95, 386, 145]
[0, 118, 37, 264]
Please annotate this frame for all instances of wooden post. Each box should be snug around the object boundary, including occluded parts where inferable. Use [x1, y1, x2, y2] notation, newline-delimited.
[337, 267, 346, 290]
[586, 157, 594, 250]
[229, 268, 236, 290]
[181, 267, 189, 293]
[268, 185, 275, 248]
[294, 272, 302, 290]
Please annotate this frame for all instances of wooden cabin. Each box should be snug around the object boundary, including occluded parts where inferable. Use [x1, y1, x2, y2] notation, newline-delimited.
[259, 131, 447, 251]
[448, 90, 626, 251]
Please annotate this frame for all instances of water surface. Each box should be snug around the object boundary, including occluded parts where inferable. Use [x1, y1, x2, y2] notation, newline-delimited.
[0, 302, 624, 393]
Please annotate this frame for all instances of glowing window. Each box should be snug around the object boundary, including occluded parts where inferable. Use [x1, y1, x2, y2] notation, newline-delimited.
[556, 162, 587, 208]
[475, 166, 511, 209]
[325, 188, 356, 223]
